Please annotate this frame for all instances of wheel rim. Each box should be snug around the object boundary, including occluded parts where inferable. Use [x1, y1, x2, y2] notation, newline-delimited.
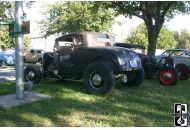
[26, 70, 36, 81]
[89, 71, 104, 90]
[176, 66, 188, 79]
[159, 68, 175, 85]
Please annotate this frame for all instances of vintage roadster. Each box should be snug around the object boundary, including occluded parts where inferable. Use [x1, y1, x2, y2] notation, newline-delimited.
[116, 43, 190, 85]
[24, 31, 145, 95]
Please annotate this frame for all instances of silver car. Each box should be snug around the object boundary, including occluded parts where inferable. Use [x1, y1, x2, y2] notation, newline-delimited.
[155, 49, 190, 66]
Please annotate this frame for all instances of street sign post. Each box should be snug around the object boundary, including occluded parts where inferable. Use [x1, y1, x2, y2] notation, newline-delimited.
[15, 1, 24, 99]
[0, 1, 30, 99]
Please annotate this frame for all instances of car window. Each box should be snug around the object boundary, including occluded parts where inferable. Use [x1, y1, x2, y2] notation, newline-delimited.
[161, 50, 172, 56]
[172, 51, 183, 56]
[37, 50, 44, 54]
[179, 52, 189, 57]
[31, 50, 35, 53]
[55, 37, 74, 49]
[74, 36, 84, 46]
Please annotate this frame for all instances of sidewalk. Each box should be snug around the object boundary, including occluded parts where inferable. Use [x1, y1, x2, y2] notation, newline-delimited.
[0, 92, 52, 108]
[0, 68, 15, 82]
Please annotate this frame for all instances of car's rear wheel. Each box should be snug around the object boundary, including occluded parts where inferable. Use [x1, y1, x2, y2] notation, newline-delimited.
[83, 61, 115, 96]
[158, 66, 179, 85]
[24, 65, 42, 84]
[123, 68, 145, 87]
[0, 61, 7, 67]
[175, 63, 190, 80]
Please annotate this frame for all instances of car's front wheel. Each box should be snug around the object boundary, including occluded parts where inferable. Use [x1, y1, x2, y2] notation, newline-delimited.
[24, 65, 42, 84]
[83, 61, 115, 96]
[122, 68, 145, 87]
[158, 66, 179, 85]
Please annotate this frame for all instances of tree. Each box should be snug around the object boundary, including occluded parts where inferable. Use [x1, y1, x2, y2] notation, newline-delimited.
[0, 27, 32, 50]
[124, 23, 177, 49]
[0, 28, 14, 50]
[38, 1, 116, 36]
[0, 1, 34, 50]
[100, 1, 190, 56]
[174, 29, 190, 49]
[23, 36, 32, 48]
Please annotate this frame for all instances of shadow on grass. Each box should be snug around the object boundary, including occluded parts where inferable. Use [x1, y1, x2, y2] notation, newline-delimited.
[0, 78, 190, 126]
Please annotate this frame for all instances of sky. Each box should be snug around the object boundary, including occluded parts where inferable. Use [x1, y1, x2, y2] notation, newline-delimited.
[24, 1, 190, 51]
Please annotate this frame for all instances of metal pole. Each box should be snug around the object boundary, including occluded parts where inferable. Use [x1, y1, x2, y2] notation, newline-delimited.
[45, 36, 47, 52]
[15, 1, 24, 99]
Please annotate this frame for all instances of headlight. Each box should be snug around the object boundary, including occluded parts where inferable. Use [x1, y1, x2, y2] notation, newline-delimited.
[129, 59, 138, 67]
[130, 59, 141, 67]
[118, 58, 128, 66]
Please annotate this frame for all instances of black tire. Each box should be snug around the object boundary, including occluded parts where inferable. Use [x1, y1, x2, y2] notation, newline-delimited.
[83, 61, 115, 96]
[123, 68, 145, 87]
[158, 66, 179, 85]
[0, 61, 7, 67]
[24, 65, 42, 84]
[175, 63, 190, 80]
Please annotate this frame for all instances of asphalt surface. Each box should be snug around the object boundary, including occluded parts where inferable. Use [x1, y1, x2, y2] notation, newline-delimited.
[0, 68, 16, 82]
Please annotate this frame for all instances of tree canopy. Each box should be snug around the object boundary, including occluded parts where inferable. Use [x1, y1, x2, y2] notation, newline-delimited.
[38, 1, 116, 36]
[174, 29, 190, 49]
[100, 1, 190, 56]
[0, 27, 32, 50]
[124, 23, 177, 49]
[0, 1, 34, 50]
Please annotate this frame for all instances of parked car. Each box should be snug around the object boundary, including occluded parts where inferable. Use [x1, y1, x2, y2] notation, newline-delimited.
[24, 31, 145, 96]
[155, 49, 190, 67]
[23, 49, 45, 63]
[116, 43, 190, 85]
[0, 52, 15, 67]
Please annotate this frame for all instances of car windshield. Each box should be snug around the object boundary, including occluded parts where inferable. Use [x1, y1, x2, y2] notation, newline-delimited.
[97, 37, 111, 43]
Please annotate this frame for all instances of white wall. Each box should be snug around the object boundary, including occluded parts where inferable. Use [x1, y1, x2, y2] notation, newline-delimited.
[155, 49, 165, 56]
[30, 35, 56, 52]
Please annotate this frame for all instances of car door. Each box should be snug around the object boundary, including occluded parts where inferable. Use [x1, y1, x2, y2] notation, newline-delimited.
[56, 35, 88, 74]
[173, 51, 190, 65]
[54, 36, 76, 74]
[155, 50, 172, 63]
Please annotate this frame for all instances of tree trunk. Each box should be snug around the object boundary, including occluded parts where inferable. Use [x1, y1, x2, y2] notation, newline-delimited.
[144, 13, 157, 57]
[147, 26, 156, 57]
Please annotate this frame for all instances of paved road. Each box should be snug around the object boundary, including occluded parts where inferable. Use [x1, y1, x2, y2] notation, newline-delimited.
[0, 68, 16, 82]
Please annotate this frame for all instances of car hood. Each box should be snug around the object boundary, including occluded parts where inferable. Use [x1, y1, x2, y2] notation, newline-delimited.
[0, 53, 14, 57]
[88, 46, 140, 59]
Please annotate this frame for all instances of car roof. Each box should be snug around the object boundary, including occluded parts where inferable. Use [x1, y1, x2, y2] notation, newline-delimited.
[164, 49, 190, 55]
[165, 49, 190, 51]
[115, 43, 146, 49]
[55, 31, 114, 41]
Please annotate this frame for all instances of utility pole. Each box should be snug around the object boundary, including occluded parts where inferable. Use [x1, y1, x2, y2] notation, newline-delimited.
[45, 36, 47, 52]
[15, 1, 24, 99]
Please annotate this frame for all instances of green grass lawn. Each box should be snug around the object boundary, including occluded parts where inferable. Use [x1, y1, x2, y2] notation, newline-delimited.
[0, 78, 190, 127]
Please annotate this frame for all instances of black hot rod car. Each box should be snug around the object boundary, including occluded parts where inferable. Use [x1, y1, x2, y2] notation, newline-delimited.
[24, 31, 144, 95]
